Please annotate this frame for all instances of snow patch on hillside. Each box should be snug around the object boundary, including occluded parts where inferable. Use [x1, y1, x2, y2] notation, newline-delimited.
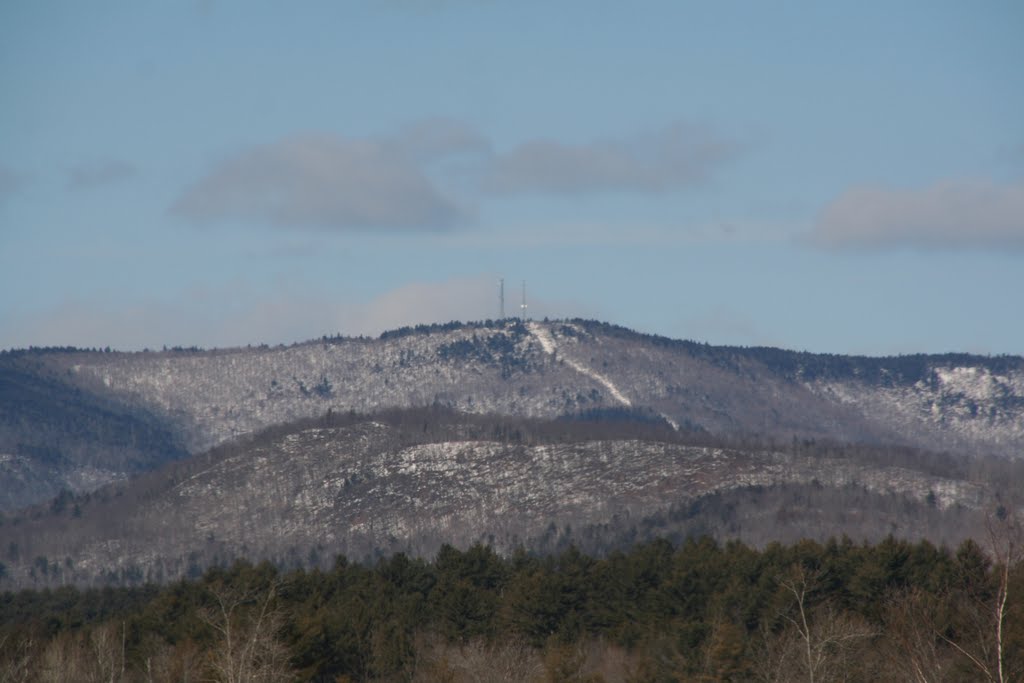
[811, 363, 1024, 456]
[529, 322, 632, 407]
[933, 366, 1016, 402]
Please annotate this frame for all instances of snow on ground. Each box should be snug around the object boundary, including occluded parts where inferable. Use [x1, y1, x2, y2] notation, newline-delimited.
[529, 322, 684, 429]
[52, 322, 1024, 460]
[529, 322, 632, 407]
[933, 366, 1012, 402]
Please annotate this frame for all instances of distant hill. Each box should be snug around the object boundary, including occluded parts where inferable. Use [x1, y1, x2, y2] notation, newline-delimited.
[2, 319, 1022, 515]
[2, 407, 1016, 588]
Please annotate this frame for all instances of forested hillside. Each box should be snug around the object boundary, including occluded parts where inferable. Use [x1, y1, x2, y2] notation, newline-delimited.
[1, 408, 1019, 590]
[0, 358, 189, 511]
[3, 319, 1023, 514]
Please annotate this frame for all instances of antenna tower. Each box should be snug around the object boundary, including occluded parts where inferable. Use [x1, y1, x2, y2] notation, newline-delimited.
[520, 280, 528, 321]
[499, 278, 505, 319]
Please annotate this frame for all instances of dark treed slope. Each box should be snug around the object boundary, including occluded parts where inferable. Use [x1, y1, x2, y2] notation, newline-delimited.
[1, 407, 1019, 589]
[2, 319, 1022, 513]
[0, 535, 1020, 682]
[0, 356, 188, 511]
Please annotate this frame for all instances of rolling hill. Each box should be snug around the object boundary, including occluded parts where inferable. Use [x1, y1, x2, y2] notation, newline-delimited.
[0, 407, 1015, 588]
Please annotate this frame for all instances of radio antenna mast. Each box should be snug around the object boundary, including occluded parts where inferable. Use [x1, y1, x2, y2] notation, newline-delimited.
[498, 278, 505, 319]
[520, 280, 528, 321]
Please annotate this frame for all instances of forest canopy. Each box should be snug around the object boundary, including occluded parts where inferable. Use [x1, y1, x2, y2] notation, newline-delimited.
[0, 532, 1020, 682]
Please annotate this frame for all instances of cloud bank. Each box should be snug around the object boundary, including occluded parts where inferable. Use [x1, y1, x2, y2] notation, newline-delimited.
[389, 118, 491, 163]
[811, 179, 1024, 249]
[485, 123, 739, 195]
[170, 120, 741, 232]
[171, 133, 470, 231]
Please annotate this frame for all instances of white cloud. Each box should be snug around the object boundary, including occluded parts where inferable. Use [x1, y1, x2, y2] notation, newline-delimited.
[169, 120, 742, 232]
[810, 179, 1024, 249]
[170, 133, 470, 231]
[440, 218, 789, 249]
[389, 118, 491, 163]
[484, 122, 740, 195]
[67, 160, 137, 190]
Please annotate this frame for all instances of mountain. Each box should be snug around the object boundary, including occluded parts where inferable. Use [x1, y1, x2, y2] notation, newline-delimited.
[1, 407, 1013, 588]
[2, 319, 1022, 515]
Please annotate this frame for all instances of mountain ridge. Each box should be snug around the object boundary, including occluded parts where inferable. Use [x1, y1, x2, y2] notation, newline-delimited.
[2, 318, 1022, 515]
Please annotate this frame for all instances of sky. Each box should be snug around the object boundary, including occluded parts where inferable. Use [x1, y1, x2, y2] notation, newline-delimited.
[1, 1, 1023, 356]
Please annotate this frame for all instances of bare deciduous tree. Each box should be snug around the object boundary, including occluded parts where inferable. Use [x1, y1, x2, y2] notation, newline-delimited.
[88, 621, 126, 683]
[883, 587, 956, 683]
[139, 636, 203, 683]
[758, 565, 876, 683]
[38, 632, 87, 683]
[410, 634, 543, 683]
[943, 508, 1024, 683]
[985, 508, 1023, 683]
[0, 634, 34, 683]
[34, 623, 126, 683]
[199, 582, 294, 683]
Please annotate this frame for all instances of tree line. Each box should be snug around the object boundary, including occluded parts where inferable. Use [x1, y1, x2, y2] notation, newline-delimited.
[0, 525, 1020, 682]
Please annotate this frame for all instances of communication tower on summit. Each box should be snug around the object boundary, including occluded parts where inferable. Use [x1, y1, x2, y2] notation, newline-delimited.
[498, 278, 505, 319]
[520, 281, 528, 321]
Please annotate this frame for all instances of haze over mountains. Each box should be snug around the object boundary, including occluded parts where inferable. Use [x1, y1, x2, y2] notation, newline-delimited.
[1, 319, 1022, 587]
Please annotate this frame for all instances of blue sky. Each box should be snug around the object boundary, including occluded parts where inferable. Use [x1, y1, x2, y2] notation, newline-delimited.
[2, 1, 1022, 355]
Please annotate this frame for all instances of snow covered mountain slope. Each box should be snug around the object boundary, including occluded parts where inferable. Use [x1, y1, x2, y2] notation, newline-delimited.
[0, 410, 1002, 587]
[2, 319, 1022, 512]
